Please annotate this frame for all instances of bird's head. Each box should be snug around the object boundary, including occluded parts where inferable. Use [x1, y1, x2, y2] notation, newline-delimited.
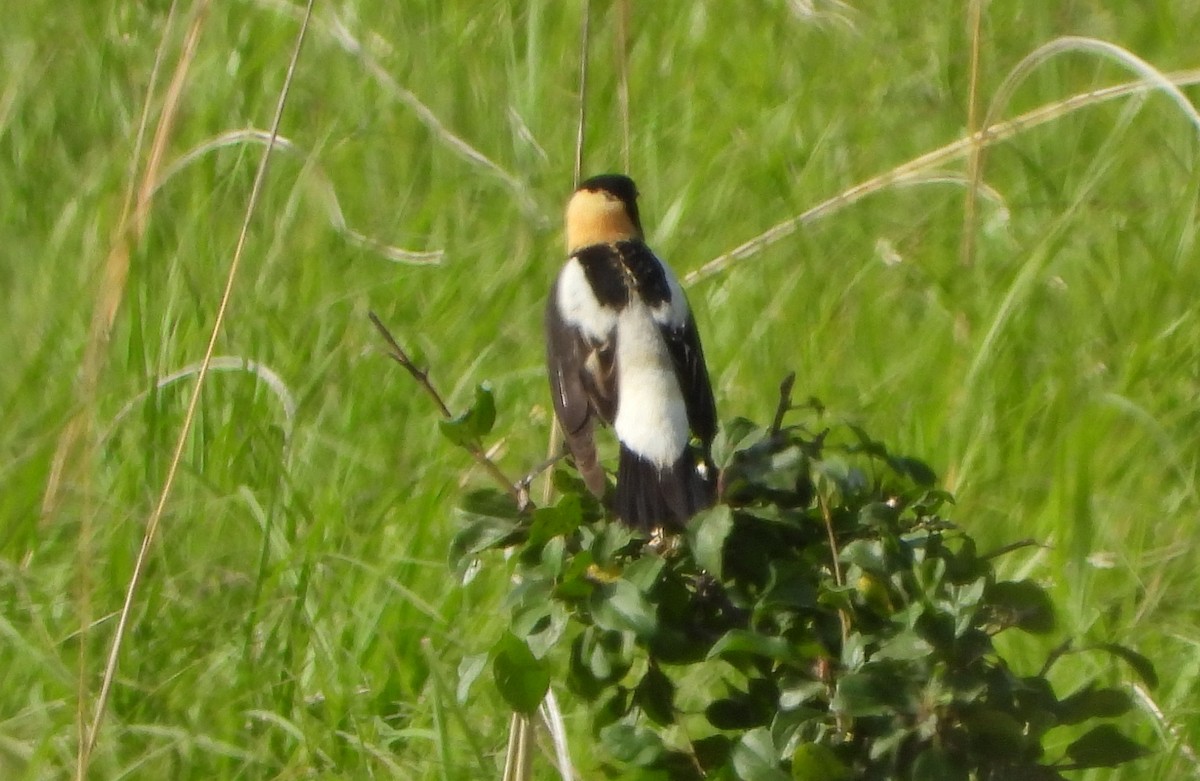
[565, 173, 644, 254]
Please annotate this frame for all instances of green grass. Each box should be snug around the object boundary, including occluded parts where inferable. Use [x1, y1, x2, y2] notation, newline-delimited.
[2, 0, 1199, 778]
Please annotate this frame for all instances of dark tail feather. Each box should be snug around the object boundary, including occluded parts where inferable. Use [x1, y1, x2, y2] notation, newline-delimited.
[613, 445, 715, 530]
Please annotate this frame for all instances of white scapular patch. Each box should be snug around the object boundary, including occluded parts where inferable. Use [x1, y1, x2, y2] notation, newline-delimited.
[613, 301, 689, 468]
[653, 255, 692, 329]
[556, 258, 616, 340]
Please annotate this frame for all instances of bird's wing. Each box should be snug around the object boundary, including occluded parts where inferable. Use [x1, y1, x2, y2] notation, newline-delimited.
[661, 311, 717, 446]
[544, 277, 617, 434]
[545, 287, 591, 436]
[545, 273, 616, 497]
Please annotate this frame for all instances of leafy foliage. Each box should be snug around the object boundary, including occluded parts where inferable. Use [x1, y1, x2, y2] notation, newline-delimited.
[452, 401, 1153, 779]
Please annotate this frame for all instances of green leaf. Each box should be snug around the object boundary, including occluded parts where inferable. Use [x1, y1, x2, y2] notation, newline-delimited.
[1065, 724, 1151, 768]
[589, 519, 638, 565]
[634, 665, 676, 726]
[887, 455, 937, 487]
[450, 489, 524, 574]
[707, 694, 766, 731]
[712, 417, 767, 468]
[540, 535, 567, 579]
[511, 599, 566, 659]
[448, 511, 520, 574]
[593, 687, 631, 734]
[987, 579, 1056, 634]
[778, 680, 826, 710]
[490, 632, 549, 714]
[760, 563, 818, 611]
[687, 505, 734, 578]
[908, 747, 968, 781]
[791, 743, 851, 781]
[599, 722, 666, 767]
[457, 487, 522, 520]
[961, 707, 1028, 758]
[1092, 642, 1159, 688]
[553, 549, 595, 600]
[591, 579, 658, 639]
[567, 629, 613, 700]
[831, 672, 894, 718]
[438, 383, 496, 447]
[731, 728, 790, 781]
[1055, 684, 1133, 724]
[693, 735, 734, 772]
[840, 538, 886, 573]
[456, 653, 487, 704]
[528, 493, 583, 545]
[624, 554, 665, 592]
[872, 630, 933, 662]
[857, 501, 900, 529]
[708, 629, 807, 666]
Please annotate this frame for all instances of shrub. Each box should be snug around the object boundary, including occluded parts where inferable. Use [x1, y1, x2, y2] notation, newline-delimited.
[450, 382, 1154, 780]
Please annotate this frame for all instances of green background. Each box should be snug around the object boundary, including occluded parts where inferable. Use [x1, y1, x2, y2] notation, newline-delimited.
[2, 1, 1198, 778]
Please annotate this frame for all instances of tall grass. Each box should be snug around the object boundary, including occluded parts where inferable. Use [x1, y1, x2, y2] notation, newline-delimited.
[1, 1, 1199, 779]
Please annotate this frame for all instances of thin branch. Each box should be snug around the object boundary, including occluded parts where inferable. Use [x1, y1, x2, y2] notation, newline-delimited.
[367, 312, 522, 504]
[517, 452, 567, 495]
[368, 312, 453, 418]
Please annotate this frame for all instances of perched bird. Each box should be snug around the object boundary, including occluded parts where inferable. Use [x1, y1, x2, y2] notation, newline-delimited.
[544, 173, 718, 529]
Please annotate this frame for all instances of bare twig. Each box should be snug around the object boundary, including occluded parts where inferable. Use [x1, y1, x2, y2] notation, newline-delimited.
[367, 312, 522, 504]
[770, 372, 796, 435]
[368, 312, 453, 418]
[517, 452, 567, 495]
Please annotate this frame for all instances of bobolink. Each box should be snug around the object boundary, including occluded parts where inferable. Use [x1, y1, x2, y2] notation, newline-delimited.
[545, 173, 718, 529]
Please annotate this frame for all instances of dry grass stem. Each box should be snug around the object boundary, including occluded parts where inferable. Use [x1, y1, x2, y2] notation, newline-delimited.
[68, 2, 190, 778]
[686, 66, 1200, 286]
[960, 0, 986, 268]
[573, 0, 591, 187]
[80, 1, 315, 773]
[251, 0, 540, 217]
[616, 0, 631, 174]
[156, 128, 444, 264]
